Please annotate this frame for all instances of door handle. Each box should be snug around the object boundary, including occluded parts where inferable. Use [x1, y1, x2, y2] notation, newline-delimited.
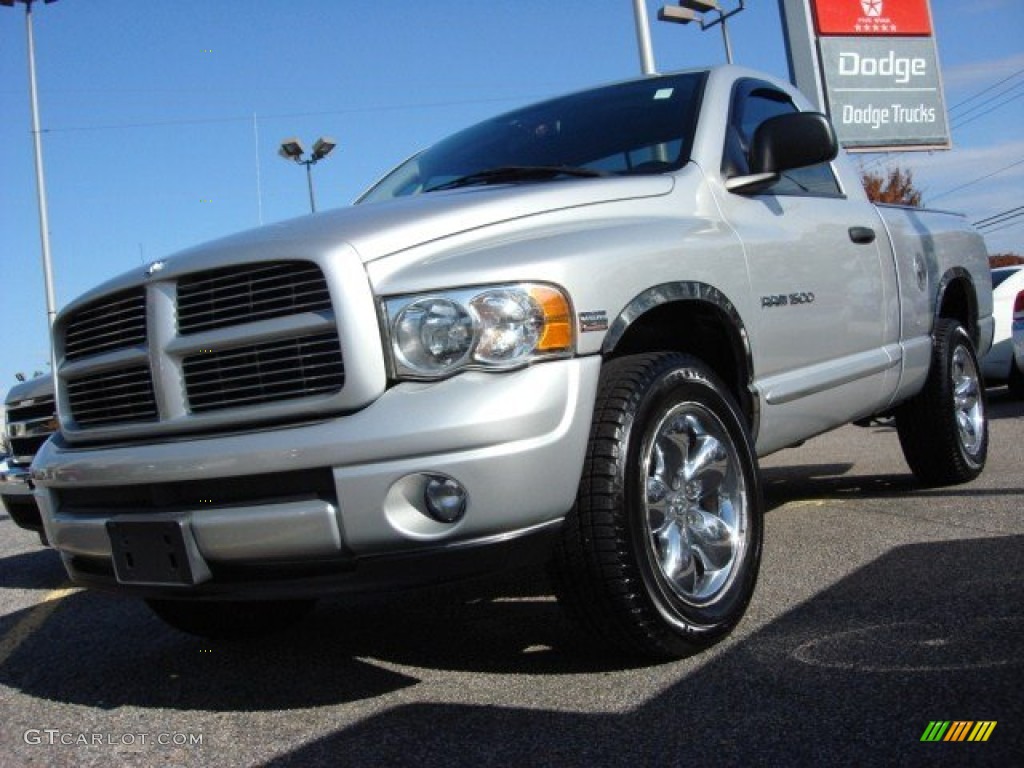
[849, 226, 876, 244]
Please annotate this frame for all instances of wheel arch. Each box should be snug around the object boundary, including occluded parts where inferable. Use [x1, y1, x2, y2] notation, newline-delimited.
[601, 282, 757, 437]
[935, 267, 979, 346]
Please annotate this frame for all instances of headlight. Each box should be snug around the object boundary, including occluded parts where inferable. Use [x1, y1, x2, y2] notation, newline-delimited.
[385, 283, 574, 379]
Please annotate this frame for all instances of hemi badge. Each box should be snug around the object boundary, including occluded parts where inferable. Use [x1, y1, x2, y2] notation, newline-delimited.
[579, 310, 608, 333]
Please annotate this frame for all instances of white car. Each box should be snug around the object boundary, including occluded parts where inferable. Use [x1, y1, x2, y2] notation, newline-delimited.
[982, 266, 1024, 397]
[1014, 281, 1024, 395]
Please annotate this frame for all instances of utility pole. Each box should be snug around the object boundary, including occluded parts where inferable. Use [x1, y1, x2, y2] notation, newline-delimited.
[2, 0, 60, 378]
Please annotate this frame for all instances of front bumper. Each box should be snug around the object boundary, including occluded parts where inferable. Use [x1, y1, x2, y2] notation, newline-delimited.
[33, 357, 600, 597]
[0, 465, 44, 534]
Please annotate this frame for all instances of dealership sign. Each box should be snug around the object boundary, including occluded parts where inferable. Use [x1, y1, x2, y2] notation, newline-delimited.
[820, 36, 949, 147]
[779, 0, 951, 150]
[814, 0, 934, 36]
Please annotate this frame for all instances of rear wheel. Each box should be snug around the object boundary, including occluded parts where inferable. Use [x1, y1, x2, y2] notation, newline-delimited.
[553, 353, 763, 660]
[146, 598, 315, 640]
[895, 319, 987, 486]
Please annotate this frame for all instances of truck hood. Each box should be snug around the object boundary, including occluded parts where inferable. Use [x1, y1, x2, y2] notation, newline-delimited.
[5, 373, 54, 406]
[63, 175, 674, 312]
[330, 175, 674, 262]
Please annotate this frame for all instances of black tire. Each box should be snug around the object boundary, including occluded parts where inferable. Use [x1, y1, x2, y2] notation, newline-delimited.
[553, 353, 763, 660]
[895, 319, 988, 487]
[145, 598, 315, 640]
[1009, 358, 1024, 400]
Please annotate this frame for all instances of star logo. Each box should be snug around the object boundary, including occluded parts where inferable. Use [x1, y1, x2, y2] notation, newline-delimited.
[861, 0, 883, 17]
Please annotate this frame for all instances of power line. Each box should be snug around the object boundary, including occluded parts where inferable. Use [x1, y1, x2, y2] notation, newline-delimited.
[975, 205, 1024, 228]
[928, 157, 1024, 203]
[949, 78, 1024, 123]
[980, 217, 1024, 236]
[976, 210, 1024, 232]
[948, 67, 1024, 113]
[952, 89, 1024, 132]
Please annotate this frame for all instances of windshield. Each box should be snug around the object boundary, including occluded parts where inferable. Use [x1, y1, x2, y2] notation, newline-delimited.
[358, 72, 707, 203]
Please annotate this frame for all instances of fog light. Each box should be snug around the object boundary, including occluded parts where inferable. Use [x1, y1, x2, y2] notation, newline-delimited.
[423, 475, 467, 523]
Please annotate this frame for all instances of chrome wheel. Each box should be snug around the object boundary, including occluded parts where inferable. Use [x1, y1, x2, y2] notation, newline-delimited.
[895, 319, 987, 487]
[554, 353, 763, 658]
[952, 345, 984, 458]
[643, 403, 747, 607]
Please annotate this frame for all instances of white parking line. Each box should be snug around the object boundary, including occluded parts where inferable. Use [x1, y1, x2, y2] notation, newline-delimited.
[0, 585, 79, 667]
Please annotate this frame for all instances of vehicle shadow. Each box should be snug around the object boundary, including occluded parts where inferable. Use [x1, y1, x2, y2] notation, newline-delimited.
[0, 546, 67, 590]
[761, 462, 1024, 511]
[0, 586, 421, 710]
[763, 462, 913, 511]
[986, 386, 1024, 420]
[0, 564, 634, 713]
[256, 535, 1023, 767]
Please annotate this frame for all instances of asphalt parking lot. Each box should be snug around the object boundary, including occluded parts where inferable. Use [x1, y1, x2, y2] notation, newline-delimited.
[1, 390, 1021, 768]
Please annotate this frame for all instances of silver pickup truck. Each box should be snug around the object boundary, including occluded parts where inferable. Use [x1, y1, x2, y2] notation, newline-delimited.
[33, 65, 992, 658]
[2, 375, 55, 544]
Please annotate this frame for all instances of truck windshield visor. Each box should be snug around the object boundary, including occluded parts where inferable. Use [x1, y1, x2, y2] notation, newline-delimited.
[359, 72, 707, 203]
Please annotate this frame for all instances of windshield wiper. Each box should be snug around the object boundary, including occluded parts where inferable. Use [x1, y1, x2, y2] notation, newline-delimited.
[425, 165, 608, 193]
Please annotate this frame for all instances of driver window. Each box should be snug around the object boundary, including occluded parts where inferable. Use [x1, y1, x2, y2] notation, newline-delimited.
[724, 83, 841, 197]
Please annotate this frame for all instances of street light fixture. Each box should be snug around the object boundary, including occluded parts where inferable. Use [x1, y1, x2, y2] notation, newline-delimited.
[659, 0, 745, 64]
[278, 136, 337, 213]
[2, 0, 60, 378]
[658, 5, 701, 24]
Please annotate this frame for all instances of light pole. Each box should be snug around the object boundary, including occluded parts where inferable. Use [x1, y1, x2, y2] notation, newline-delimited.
[632, 0, 657, 75]
[658, 1, 746, 65]
[2, 0, 59, 358]
[278, 136, 337, 213]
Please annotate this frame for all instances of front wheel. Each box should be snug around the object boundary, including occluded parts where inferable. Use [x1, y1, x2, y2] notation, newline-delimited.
[895, 319, 988, 486]
[146, 598, 316, 640]
[553, 353, 763, 660]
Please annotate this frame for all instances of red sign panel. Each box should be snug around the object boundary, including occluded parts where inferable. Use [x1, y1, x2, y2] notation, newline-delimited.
[813, 0, 934, 36]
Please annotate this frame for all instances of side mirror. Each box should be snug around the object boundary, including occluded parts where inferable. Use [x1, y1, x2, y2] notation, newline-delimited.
[751, 112, 838, 174]
[726, 112, 839, 193]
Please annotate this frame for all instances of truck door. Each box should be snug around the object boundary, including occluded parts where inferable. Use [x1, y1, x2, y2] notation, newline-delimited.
[715, 80, 899, 454]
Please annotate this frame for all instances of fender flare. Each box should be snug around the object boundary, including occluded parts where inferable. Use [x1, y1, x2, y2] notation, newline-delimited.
[934, 267, 979, 346]
[601, 281, 758, 436]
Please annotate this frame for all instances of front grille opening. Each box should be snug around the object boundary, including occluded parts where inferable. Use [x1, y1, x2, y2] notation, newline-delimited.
[177, 261, 332, 334]
[9, 434, 52, 461]
[66, 367, 158, 427]
[56, 467, 337, 516]
[183, 333, 344, 413]
[64, 289, 147, 361]
[7, 396, 56, 423]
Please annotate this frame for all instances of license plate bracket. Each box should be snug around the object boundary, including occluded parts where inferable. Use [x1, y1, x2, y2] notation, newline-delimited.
[107, 516, 211, 586]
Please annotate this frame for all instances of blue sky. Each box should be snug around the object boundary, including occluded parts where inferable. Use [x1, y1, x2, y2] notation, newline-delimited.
[1, 0, 1022, 383]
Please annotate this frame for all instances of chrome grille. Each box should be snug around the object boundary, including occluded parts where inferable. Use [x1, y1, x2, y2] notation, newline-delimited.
[65, 367, 158, 427]
[59, 259, 345, 437]
[6, 394, 54, 424]
[5, 391, 57, 464]
[183, 333, 344, 413]
[64, 289, 147, 361]
[177, 261, 332, 334]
